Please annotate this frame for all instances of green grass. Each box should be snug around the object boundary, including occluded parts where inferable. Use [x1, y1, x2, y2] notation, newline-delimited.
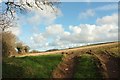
[74, 54, 102, 79]
[2, 54, 63, 78]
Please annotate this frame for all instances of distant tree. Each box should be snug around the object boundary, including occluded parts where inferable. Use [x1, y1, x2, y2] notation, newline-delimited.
[16, 42, 24, 54]
[46, 49, 59, 52]
[24, 45, 30, 53]
[16, 42, 30, 53]
[0, 31, 16, 57]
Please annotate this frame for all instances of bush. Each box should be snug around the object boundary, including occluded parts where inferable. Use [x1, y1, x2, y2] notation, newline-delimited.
[16, 42, 30, 53]
[0, 32, 16, 57]
[24, 46, 30, 53]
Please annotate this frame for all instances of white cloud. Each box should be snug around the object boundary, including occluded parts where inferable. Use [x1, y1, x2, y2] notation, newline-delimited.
[53, 25, 117, 49]
[96, 13, 118, 25]
[69, 26, 81, 34]
[79, 3, 117, 20]
[95, 4, 118, 11]
[30, 33, 46, 44]
[44, 24, 64, 37]
[17, 3, 62, 37]
[29, 13, 118, 50]
[25, 5, 62, 26]
[63, 24, 117, 43]
[30, 24, 118, 50]
[5, 22, 21, 36]
[79, 9, 95, 19]
[9, 27, 21, 36]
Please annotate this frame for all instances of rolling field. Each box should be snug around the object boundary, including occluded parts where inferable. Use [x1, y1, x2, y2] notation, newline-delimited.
[2, 42, 120, 79]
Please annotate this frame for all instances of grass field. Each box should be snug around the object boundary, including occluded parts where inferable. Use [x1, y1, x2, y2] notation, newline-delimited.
[2, 42, 119, 78]
[2, 54, 63, 78]
[74, 54, 102, 79]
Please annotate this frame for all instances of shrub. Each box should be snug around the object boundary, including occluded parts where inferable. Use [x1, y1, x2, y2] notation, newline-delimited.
[16, 42, 30, 53]
[0, 32, 16, 57]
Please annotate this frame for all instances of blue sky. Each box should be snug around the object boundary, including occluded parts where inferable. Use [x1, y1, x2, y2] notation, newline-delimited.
[1, 2, 118, 51]
[58, 2, 117, 24]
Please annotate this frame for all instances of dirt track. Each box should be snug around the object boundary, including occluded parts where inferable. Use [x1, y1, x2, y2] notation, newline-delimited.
[14, 42, 119, 57]
[52, 42, 120, 79]
[13, 42, 120, 79]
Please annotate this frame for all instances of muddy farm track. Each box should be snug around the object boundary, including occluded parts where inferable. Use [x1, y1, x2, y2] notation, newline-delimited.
[15, 42, 120, 79]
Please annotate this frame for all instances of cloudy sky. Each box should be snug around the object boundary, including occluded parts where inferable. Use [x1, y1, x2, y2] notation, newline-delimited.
[2, 1, 119, 51]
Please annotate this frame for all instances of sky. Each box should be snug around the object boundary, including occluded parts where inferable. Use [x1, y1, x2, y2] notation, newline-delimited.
[1, 1, 119, 51]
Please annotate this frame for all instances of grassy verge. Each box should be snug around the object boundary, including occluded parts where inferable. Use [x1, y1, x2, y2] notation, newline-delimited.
[74, 54, 102, 79]
[2, 54, 63, 78]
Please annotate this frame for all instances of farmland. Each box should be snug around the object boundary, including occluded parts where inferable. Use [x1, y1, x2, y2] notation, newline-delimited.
[2, 41, 120, 79]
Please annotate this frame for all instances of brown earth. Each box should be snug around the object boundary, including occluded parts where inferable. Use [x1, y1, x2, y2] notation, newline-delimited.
[52, 52, 77, 78]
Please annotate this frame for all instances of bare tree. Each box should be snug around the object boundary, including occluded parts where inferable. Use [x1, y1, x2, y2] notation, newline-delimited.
[3, 0, 59, 17]
[0, 0, 59, 30]
[0, 14, 15, 32]
[0, 0, 59, 31]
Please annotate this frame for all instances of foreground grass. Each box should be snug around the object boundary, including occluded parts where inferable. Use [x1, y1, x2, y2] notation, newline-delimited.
[74, 54, 102, 79]
[3, 54, 63, 78]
